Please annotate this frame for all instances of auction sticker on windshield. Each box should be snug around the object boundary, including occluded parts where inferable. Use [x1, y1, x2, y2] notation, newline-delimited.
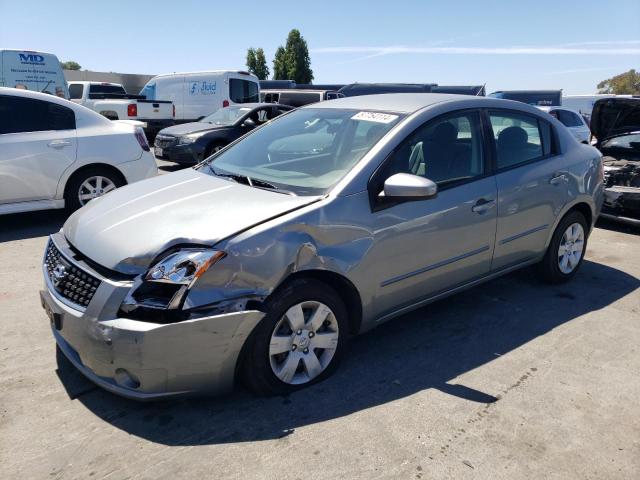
[351, 112, 399, 124]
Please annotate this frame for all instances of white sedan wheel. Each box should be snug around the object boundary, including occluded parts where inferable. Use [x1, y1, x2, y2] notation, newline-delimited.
[78, 175, 117, 206]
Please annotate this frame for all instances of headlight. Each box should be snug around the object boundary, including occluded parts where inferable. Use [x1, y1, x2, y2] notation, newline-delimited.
[146, 249, 225, 286]
[120, 249, 226, 319]
[177, 134, 200, 145]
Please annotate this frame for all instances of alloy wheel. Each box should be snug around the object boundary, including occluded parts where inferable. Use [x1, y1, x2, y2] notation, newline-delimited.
[78, 176, 116, 206]
[269, 301, 340, 385]
[558, 222, 585, 274]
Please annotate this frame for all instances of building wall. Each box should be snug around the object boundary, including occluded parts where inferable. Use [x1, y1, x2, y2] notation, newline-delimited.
[63, 70, 155, 95]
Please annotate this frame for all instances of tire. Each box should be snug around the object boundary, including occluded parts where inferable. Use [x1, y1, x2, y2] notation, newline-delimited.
[205, 142, 226, 159]
[241, 278, 348, 396]
[537, 211, 589, 284]
[64, 166, 125, 212]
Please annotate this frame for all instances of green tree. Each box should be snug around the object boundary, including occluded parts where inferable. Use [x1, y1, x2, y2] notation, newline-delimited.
[246, 48, 257, 76]
[60, 60, 81, 70]
[272, 46, 288, 80]
[253, 48, 270, 80]
[597, 69, 640, 95]
[283, 29, 313, 84]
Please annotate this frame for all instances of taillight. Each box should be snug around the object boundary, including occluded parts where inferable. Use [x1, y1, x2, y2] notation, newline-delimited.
[134, 127, 150, 151]
[127, 104, 137, 117]
[172, 104, 175, 117]
[222, 100, 229, 108]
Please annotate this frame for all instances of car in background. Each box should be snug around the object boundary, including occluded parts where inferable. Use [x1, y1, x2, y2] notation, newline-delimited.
[538, 106, 591, 144]
[337, 83, 485, 97]
[489, 90, 562, 106]
[68, 81, 174, 141]
[260, 89, 343, 107]
[561, 94, 624, 123]
[591, 97, 640, 224]
[0, 87, 157, 214]
[0, 49, 68, 98]
[42, 94, 602, 400]
[154, 103, 292, 164]
[139, 71, 260, 124]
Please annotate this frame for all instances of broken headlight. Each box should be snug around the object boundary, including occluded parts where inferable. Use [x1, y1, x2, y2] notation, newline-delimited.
[146, 249, 225, 286]
[120, 249, 225, 321]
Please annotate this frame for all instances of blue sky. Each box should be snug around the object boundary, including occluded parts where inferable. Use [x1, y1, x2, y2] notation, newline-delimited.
[1, 0, 638, 94]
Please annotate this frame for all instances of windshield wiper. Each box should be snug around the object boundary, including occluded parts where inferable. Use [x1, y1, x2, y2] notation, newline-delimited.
[209, 166, 295, 195]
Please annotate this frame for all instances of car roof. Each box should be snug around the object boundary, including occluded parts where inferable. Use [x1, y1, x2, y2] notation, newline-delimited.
[0, 86, 74, 106]
[306, 93, 514, 114]
[152, 70, 257, 78]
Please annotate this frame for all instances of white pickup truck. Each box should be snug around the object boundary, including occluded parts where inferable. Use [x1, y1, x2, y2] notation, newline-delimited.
[68, 81, 174, 140]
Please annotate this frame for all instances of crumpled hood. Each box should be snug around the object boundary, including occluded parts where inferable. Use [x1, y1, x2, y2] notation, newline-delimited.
[159, 122, 227, 136]
[64, 168, 319, 274]
[592, 97, 640, 142]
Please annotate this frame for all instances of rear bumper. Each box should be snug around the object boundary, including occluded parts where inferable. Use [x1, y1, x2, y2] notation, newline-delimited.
[118, 151, 158, 184]
[41, 234, 264, 401]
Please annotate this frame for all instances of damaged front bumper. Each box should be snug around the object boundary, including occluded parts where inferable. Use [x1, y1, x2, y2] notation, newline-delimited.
[41, 235, 264, 401]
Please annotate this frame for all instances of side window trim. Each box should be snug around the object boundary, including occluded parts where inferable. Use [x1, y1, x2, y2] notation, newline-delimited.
[486, 108, 558, 174]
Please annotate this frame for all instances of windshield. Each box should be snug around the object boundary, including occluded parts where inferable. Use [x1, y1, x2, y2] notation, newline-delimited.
[601, 133, 640, 151]
[201, 106, 252, 125]
[202, 108, 403, 195]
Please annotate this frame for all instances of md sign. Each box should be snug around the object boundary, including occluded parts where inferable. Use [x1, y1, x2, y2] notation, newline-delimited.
[19, 53, 45, 64]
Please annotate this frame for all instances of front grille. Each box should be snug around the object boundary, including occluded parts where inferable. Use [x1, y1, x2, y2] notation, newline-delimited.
[44, 241, 101, 309]
[154, 135, 177, 149]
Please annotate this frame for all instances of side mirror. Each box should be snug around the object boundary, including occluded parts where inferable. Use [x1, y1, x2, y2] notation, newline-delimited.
[382, 173, 437, 199]
[242, 118, 256, 128]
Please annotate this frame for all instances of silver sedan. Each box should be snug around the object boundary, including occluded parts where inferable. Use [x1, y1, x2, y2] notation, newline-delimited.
[41, 93, 604, 399]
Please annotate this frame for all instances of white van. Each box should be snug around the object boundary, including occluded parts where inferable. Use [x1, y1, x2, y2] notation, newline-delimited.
[139, 71, 260, 123]
[0, 49, 69, 98]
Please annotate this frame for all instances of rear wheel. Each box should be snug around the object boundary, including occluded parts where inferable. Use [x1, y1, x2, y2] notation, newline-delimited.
[64, 167, 125, 212]
[537, 211, 588, 283]
[241, 278, 348, 396]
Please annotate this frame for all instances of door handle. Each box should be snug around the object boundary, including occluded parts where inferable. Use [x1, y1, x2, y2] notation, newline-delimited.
[549, 172, 568, 185]
[471, 198, 496, 214]
[47, 140, 72, 148]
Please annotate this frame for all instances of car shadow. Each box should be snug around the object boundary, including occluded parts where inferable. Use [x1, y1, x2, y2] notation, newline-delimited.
[56, 259, 639, 446]
[0, 209, 68, 243]
[596, 217, 639, 235]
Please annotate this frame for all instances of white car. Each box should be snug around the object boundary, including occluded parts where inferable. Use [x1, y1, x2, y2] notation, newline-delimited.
[0, 87, 157, 215]
[537, 106, 591, 144]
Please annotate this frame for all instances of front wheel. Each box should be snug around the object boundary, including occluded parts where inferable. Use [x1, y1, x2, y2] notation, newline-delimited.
[241, 278, 348, 396]
[537, 211, 588, 283]
[204, 142, 226, 159]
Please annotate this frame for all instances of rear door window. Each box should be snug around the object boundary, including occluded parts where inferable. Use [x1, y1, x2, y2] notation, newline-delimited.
[0, 96, 76, 134]
[229, 79, 259, 103]
[489, 111, 553, 169]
